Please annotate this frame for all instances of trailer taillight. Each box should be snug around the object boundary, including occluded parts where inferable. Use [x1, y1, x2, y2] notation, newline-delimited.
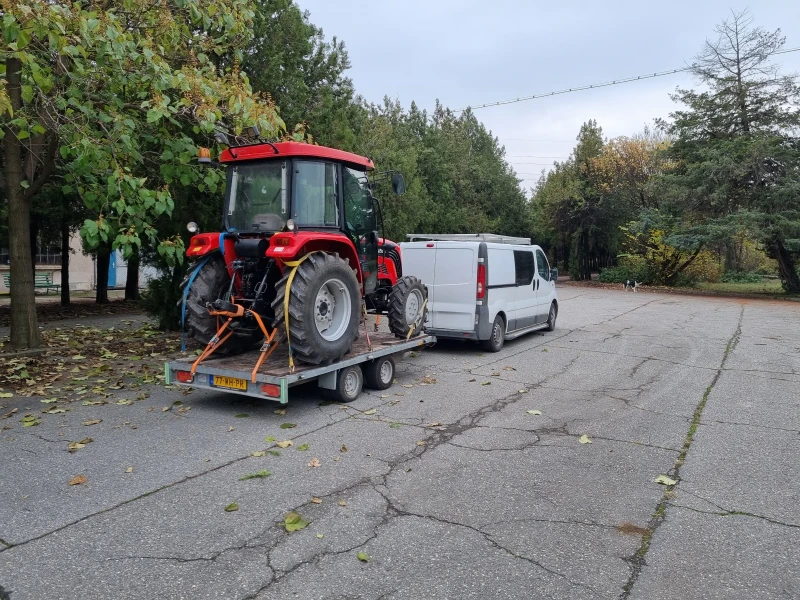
[261, 384, 281, 398]
[175, 371, 193, 383]
[476, 263, 486, 299]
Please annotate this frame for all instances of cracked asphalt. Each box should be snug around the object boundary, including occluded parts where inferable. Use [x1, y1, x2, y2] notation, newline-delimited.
[1, 287, 798, 599]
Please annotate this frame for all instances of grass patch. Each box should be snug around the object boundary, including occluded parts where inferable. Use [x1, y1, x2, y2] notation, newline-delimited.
[696, 280, 785, 295]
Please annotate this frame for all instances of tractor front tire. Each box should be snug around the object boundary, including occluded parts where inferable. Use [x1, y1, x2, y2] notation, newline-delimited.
[180, 253, 261, 355]
[388, 276, 428, 338]
[272, 253, 361, 365]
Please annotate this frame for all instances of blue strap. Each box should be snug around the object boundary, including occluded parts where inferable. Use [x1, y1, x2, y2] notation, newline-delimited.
[181, 255, 213, 352]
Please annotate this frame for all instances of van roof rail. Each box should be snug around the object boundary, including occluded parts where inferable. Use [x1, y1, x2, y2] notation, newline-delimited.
[406, 233, 531, 245]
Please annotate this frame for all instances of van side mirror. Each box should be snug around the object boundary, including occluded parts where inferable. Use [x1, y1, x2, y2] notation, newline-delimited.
[391, 173, 406, 195]
[549, 268, 558, 282]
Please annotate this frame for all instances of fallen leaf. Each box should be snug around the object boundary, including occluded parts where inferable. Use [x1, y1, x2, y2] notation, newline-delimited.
[228, 426, 234, 432]
[401, 384, 414, 388]
[654, 475, 677, 486]
[420, 376, 437, 384]
[503, 366, 517, 371]
[284, 511, 310, 532]
[83, 419, 102, 426]
[379, 394, 390, 398]
[541, 348, 549, 353]
[390, 422, 402, 429]
[526, 410, 542, 416]
[269, 450, 281, 456]
[579, 434, 592, 444]
[69, 475, 87, 486]
[481, 381, 491, 386]
[275, 440, 293, 449]
[311, 497, 323, 504]
[265, 436, 277, 442]
[340, 444, 348, 453]
[40, 398, 58, 404]
[338, 499, 347, 506]
[280, 422, 296, 429]
[274, 408, 286, 416]
[417, 440, 426, 446]
[251, 451, 267, 457]
[357, 551, 370, 562]
[307, 457, 321, 468]
[427, 422, 441, 427]
[224, 502, 239, 512]
[363, 409, 377, 415]
[491, 372, 500, 377]
[297, 443, 309, 451]
[468, 378, 476, 382]
[21, 414, 40, 427]
[161, 406, 171, 412]
[116, 399, 133, 406]
[0, 392, 13, 399]
[71, 355, 86, 361]
[315, 533, 324, 539]
[83, 400, 107, 406]
[239, 470, 271, 481]
[235, 413, 249, 418]
[125, 466, 134, 473]
[43, 407, 67, 414]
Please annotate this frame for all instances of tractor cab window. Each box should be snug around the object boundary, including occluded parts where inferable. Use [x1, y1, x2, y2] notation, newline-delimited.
[342, 167, 376, 239]
[343, 166, 378, 294]
[226, 161, 288, 233]
[293, 161, 339, 227]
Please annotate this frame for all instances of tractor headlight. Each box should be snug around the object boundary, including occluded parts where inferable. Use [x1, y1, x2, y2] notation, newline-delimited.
[187, 222, 199, 234]
[286, 219, 296, 232]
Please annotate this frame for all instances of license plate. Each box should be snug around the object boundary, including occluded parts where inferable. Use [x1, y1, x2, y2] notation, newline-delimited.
[211, 375, 247, 391]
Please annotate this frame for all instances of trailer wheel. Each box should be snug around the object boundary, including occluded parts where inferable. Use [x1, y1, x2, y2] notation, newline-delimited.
[180, 253, 261, 355]
[328, 365, 363, 403]
[388, 276, 428, 338]
[364, 356, 395, 390]
[272, 253, 361, 365]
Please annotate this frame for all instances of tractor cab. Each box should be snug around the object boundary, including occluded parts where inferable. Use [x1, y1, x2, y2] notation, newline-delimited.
[218, 142, 385, 294]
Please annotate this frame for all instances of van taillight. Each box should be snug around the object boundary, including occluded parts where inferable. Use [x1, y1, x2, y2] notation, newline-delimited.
[477, 264, 486, 299]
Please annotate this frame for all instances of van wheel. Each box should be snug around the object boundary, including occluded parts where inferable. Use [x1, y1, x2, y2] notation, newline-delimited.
[328, 365, 364, 403]
[364, 356, 395, 390]
[482, 315, 505, 352]
[546, 303, 558, 331]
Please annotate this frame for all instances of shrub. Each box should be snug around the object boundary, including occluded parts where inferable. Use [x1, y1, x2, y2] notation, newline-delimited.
[140, 266, 186, 330]
[598, 256, 653, 284]
[720, 271, 763, 284]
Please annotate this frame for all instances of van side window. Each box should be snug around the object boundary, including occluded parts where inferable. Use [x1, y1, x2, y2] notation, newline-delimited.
[513, 250, 534, 286]
[536, 249, 550, 280]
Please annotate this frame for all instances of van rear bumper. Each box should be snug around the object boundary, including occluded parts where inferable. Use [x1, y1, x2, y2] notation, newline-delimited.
[426, 304, 492, 341]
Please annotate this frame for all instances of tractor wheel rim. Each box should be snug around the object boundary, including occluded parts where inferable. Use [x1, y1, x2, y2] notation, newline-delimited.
[315, 277, 351, 341]
[344, 371, 359, 396]
[405, 289, 423, 324]
[379, 361, 393, 384]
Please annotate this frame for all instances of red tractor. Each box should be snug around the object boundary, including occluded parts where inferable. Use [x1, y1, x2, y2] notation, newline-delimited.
[180, 140, 427, 366]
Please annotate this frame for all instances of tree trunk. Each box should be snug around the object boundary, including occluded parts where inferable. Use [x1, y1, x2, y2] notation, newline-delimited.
[125, 252, 140, 301]
[96, 250, 110, 304]
[60, 214, 70, 306]
[4, 57, 41, 349]
[29, 214, 39, 275]
[772, 240, 800, 294]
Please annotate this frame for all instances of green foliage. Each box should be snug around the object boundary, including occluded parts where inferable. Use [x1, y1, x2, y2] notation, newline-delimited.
[1, 0, 284, 265]
[719, 271, 763, 284]
[140, 267, 185, 330]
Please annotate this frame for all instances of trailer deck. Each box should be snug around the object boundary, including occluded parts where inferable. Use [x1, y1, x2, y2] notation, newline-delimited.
[166, 332, 435, 403]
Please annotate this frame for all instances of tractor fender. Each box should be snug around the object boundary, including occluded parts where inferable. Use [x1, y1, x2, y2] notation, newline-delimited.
[268, 232, 363, 284]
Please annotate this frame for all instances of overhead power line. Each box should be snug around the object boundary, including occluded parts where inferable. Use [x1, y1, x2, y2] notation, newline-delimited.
[455, 46, 800, 112]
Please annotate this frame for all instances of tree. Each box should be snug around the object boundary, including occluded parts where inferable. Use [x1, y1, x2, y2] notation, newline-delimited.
[1, 0, 284, 348]
[661, 10, 800, 291]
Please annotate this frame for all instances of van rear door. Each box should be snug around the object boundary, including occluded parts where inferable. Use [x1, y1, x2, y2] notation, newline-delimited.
[399, 243, 436, 313]
[431, 245, 477, 330]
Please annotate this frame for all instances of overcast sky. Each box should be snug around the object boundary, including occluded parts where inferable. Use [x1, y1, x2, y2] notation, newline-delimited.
[296, 1, 800, 191]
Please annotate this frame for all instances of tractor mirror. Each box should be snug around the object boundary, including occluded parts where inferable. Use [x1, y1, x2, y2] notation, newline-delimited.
[391, 173, 406, 195]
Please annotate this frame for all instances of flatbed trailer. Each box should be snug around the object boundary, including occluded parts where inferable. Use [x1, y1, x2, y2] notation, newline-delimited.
[165, 332, 436, 404]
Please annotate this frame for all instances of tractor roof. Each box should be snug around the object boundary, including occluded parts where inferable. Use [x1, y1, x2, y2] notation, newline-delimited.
[219, 141, 374, 171]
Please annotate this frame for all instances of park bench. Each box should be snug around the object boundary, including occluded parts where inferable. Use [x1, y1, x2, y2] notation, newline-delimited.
[2, 272, 61, 295]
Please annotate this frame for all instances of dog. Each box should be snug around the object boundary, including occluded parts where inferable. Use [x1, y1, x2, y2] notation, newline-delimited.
[623, 280, 639, 292]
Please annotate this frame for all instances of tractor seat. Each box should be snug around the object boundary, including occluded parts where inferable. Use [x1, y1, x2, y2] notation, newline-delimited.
[250, 214, 284, 232]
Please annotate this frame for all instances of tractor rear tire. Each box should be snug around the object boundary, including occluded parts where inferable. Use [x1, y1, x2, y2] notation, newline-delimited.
[271, 253, 361, 366]
[388, 276, 428, 338]
[180, 253, 261, 355]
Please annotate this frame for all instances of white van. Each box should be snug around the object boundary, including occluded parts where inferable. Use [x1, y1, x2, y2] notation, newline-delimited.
[400, 234, 559, 351]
